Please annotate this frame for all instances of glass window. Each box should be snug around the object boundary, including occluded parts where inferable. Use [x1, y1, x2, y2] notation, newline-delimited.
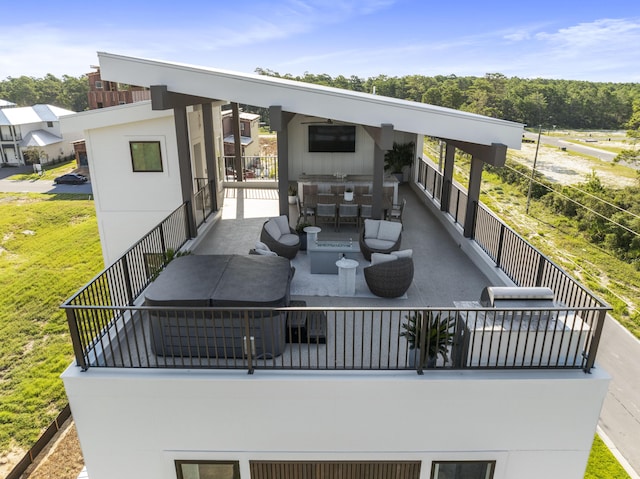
[130, 141, 163, 172]
[431, 461, 495, 479]
[176, 461, 240, 479]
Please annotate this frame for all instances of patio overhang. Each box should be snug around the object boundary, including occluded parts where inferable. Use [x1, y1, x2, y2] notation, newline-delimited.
[97, 52, 524, 150]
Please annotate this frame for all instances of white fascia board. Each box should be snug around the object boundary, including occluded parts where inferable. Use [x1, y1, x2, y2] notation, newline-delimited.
[98, 52, 524, 149]
[59, 101, 172, 134]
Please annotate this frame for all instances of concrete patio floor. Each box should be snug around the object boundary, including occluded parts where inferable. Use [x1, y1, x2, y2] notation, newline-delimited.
[192, 184, 494, 308]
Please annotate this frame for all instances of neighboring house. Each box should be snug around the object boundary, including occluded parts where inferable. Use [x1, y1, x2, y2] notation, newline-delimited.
[60, 52, 610, 479]
[87, 66, 151, 110]
[0, 104, 81, 165]
[0, 99, 16, 108]
[221, 109, 261, 157]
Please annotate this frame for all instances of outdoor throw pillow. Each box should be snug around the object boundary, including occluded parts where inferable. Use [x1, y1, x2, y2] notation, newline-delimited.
[254, 248, 277, 256]
[255, 241, 270, 251]
[371, 252, 398, 266]
[391, 249, 413, 259]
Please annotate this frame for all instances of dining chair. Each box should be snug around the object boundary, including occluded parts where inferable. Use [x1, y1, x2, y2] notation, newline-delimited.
[315, 203, 337, 230]
[337, 203, 359, 231]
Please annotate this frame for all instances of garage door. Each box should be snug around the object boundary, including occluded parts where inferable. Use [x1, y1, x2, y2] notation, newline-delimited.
[250, 461, 421, 479]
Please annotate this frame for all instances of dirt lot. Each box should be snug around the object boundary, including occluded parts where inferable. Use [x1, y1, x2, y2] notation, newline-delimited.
[0, 419, 84, 479]
[512, 137, 637, 188]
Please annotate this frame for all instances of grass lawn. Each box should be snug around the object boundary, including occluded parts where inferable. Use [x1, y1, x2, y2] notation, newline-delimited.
[0, 193, 102, 453]
[6, 160, 79, 182]
[586, 435, 631, 478]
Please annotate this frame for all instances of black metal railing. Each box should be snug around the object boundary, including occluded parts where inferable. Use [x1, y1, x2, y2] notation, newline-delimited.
[65, 203, 189, 309]
[223, 156, 278, 181]
[62, 158, 609, 373]
[62, 305, 607, 373]
[193, 180, 214, 228]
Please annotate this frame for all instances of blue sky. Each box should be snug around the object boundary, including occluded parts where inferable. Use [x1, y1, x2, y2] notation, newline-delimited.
[1, 0, 639, 82]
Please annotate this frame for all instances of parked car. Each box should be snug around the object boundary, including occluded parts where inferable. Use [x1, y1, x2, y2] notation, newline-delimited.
[54, 173, 88, 185]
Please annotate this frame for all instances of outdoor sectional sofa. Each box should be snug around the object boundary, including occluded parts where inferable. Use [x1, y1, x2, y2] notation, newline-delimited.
[144, 254, 293, 359]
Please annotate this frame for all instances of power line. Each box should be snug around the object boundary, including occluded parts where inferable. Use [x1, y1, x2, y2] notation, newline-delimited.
[498, 162, 640, 238]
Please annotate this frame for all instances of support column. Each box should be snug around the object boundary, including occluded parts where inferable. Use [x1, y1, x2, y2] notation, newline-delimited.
[463, 155, 483, 238]
[269, 105, 294, 217]
[372, 124, 394, 219]
[231, 103, 243, 182]
[201, 102, 218, 212]
[174, 106, 197, 238]
[440, 143, 455, 213]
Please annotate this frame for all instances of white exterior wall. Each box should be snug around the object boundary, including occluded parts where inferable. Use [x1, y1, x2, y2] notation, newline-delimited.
[62, 367, 609, 479]
[82, 113, 182, 264]
[288, 116, 417, 180]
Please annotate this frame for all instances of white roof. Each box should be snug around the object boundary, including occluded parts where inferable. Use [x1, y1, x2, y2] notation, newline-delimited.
[0, 99, 16, 107]
[97, 52, 523, 149]
[222, 110, 261, 121]
[20, 129, 63, 147]
[223, 135, 253, 146]
[0, 104, 76, 126]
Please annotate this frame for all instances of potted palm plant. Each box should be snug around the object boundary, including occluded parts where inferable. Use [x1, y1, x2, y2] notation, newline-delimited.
[384, 141, 415, 183]
[288, 185, 297, 204]
[400, 310, 456, 368]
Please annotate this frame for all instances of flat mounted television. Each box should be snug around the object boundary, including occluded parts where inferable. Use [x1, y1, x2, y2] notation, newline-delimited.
[308, 125, 356, 153]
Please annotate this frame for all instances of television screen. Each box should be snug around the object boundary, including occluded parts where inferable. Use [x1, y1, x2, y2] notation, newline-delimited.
[308, 125, 356, 152]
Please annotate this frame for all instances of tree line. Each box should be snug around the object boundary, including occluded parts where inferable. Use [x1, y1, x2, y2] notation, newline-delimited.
[0, 74, 89, 112]
[255, 68, 640, 131]
[2, 70, 640, 134]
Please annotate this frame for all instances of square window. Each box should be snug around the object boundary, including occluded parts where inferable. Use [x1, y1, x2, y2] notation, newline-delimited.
[130, 141, 163, 172]
[431, 461, 495, 479]
[175, 461, 240, 479]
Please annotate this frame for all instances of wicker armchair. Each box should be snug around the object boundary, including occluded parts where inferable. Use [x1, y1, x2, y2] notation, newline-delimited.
[260, 219, 300, 259]
[364, 257, 414, 298]
[359, 220, 402, 261]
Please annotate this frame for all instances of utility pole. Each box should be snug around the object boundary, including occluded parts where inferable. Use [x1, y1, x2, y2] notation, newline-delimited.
[525, 124, 543, 214]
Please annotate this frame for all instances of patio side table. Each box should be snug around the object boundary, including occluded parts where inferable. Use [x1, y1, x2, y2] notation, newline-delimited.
[336, 257, 359, 296]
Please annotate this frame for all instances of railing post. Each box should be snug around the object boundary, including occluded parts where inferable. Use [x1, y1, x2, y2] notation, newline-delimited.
[183, 202, 192, 240]
[496, 224, 506, 268]
[65, 308, 88, 371]
[584, 309, 607, 373]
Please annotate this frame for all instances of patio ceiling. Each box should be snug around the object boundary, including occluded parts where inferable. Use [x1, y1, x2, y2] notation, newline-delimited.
[97, 52, 524, 150]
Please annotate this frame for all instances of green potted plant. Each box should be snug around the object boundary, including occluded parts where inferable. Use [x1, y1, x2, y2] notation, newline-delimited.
[384, 141, 415, 183]
[400, 310, 456, 368]
[288, 185, 297, 204]
[295, 221, 313, 250]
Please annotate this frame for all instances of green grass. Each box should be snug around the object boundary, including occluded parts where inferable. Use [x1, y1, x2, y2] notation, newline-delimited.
[585, 435, 631, 478]
[0, 193, 102, 451]
[7, 160, 78, 181]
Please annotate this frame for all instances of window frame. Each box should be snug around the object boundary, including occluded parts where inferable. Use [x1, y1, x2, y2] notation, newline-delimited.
[430, 460, 496, 479]
[129, 140, 163, 172]
[175, 460, 240, 479]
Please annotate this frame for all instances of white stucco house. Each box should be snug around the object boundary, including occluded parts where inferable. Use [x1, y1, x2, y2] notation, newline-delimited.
[0, 104, 81, 165]
[60, 53, 610, 479]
